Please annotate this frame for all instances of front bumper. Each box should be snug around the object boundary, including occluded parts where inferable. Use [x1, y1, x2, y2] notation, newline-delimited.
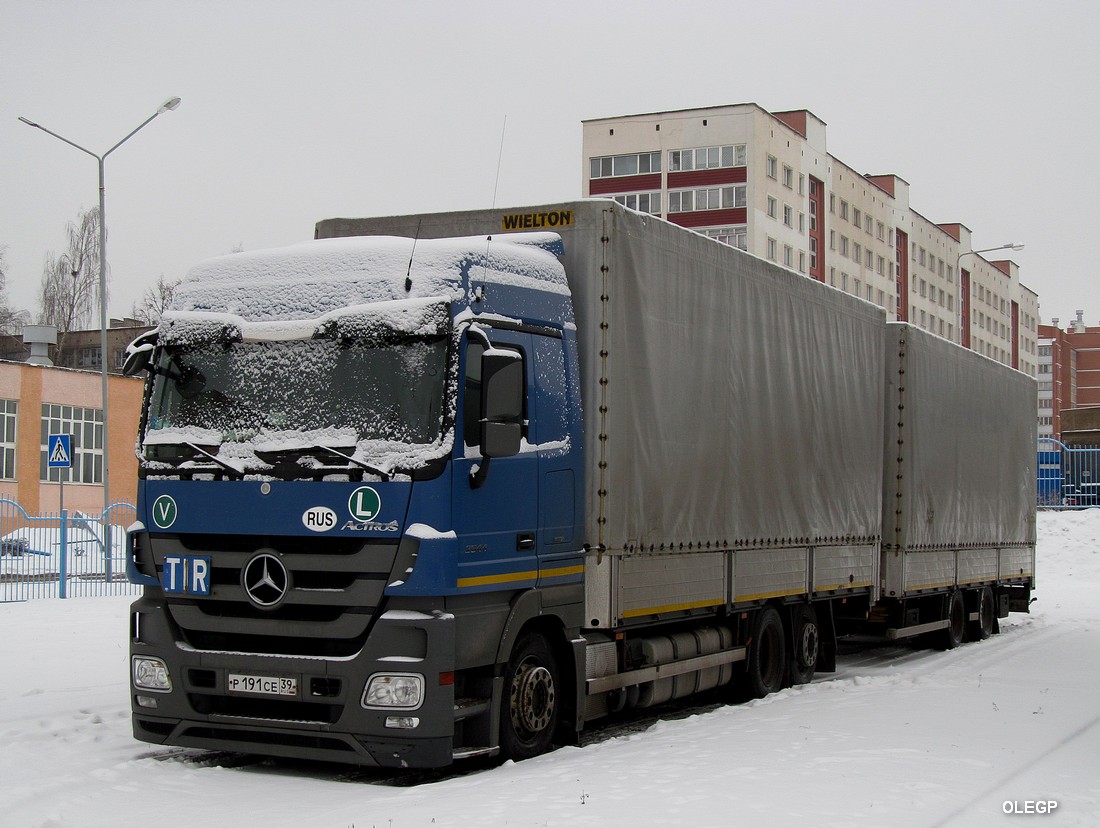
[130, 595, 459, 769]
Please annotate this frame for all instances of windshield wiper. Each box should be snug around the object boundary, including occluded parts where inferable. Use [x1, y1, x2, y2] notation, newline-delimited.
[184, 442, 245, 476]
[313, 445, 393, 481]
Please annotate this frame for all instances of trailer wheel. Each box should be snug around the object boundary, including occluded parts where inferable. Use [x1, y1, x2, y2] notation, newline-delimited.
[789, 604, 819, 686]
[500, 632, 560, 761]
[969, 587, 995, 641]
[934, 591, 967, 650]
[745, 605, 787, 698]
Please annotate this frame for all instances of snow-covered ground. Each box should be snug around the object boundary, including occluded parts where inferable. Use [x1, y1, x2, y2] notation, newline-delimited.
[1, 510, 1097, 827]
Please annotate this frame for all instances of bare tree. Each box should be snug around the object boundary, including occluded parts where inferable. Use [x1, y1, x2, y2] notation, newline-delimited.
[131, 273, 182, 325]
[38, 207, 102, 351]
[0, 245, 31, 335]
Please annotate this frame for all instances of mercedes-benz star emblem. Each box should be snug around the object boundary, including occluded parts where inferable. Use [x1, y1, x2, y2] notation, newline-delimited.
[242, 552, 290, 609]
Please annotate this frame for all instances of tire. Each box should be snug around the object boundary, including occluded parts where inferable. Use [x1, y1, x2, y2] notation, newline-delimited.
[745, 605, 787, 698]
[789, 604, 820, 686]
[500, 633, 560, 761]
[968, 587, 995, 641]
[934, 590, 967, 650]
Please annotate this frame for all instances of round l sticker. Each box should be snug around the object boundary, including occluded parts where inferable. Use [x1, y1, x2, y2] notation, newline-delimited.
[152, 494, 178, 529]
[348, 487, 381, 522]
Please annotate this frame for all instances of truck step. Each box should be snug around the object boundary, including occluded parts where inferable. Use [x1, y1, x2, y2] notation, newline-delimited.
[452, 745, 498, 760]
[453, 697, 491, 721]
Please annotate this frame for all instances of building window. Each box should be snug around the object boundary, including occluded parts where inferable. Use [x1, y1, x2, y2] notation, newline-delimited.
[840, 201, 849, 221]
[702, 226, 748, 250]
[853, 207, 862, 228]
[77, 347, 102, 369]
[840, 236, 849, 257]
[611, 192, 662, 214]
[767, 237, 777, 261]
[766, 155, 778, 179]
[40, 403, 104, 484]
[590, 151, 662, 179]
[0, 399, 16, 481]
[877, 221, 885, 241]
[783, 245, 793, 267]
[767, 196, 777, 219]
[669, 144, 746, 171]
[783, 204, 793, 227]
[853, 242, 862, 264]
[782, 165, 793, 188]
[669, 186, 743, 213]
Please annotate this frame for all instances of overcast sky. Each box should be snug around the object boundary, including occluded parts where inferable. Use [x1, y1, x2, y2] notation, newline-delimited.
[2, 0, 1097, 327]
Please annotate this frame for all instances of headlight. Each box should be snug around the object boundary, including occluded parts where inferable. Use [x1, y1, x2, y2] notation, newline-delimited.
[362, 673, 423, 709]
[132, 656, 172, 692]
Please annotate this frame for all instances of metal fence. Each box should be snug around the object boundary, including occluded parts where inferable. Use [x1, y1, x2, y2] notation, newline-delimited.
[0, 499, 139, 602]
[1038, 438, 1100, 509]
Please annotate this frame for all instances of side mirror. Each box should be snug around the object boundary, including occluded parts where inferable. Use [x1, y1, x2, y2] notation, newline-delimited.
[480, 349, 523, 458]
[121, 330, 158, 377]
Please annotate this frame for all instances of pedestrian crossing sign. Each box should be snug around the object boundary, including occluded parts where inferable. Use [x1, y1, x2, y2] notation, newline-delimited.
[48, 434, 72, 468]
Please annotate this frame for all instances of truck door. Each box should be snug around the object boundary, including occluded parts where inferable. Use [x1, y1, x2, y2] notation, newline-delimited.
[452, 329, 539, 591]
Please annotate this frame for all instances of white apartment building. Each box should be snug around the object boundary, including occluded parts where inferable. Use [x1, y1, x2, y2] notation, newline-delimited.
[582, 103, 1038, 375]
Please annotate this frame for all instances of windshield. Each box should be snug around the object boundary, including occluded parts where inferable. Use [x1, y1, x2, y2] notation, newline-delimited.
[143, 334, 449, 469]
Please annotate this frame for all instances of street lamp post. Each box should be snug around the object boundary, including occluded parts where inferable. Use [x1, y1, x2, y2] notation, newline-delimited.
[955, 242, 1025, 347]
[19, 97, 181, 527]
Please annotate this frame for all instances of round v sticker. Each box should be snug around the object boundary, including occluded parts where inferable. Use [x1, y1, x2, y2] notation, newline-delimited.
[152, 494, 178, 529]
[348, 487, 381, 522]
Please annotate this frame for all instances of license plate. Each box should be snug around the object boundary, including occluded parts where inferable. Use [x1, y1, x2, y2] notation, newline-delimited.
[226, 673, 298, 697]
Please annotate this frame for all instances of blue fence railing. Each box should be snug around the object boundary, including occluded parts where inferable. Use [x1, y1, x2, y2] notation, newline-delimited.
[1038, 438, 1100, 508]
[0, 499, 138, 602]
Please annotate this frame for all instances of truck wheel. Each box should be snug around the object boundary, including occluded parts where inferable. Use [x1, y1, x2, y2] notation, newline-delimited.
[500, 633, 560, 761]
[934, 591, 966, 650]
[789, 604, 819, 686]
[968, 587, 995, 641]
[745, 605, 787, 698]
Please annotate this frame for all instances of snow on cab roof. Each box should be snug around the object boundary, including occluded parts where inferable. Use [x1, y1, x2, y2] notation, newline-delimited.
[172, 233, 567, 322]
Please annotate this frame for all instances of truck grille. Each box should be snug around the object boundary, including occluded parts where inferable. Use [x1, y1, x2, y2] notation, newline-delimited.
[149, 533, 399, 657]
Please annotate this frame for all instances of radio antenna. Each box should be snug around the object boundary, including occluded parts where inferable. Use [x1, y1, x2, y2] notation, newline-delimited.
[405, 218, 423, 292]
[492, 115, 507, 208]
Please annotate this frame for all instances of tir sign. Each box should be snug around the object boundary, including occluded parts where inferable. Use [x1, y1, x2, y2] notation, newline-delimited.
[162, 555, 212, 596]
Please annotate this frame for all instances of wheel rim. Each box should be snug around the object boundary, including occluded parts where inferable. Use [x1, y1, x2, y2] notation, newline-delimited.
[798, 622, 819, 668]
[510, 658, 555, 737]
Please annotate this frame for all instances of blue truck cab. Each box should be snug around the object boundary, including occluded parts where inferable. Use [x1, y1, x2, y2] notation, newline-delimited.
[126, 231, 586, 767]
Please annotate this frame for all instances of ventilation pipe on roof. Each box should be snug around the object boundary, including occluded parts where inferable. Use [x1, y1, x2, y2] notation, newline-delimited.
[1074, 310, 1086, 334]
[22, 325, 57, 366]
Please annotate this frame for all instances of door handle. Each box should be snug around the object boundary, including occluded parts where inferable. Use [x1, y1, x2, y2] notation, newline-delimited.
[516, 533, 535, 551]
